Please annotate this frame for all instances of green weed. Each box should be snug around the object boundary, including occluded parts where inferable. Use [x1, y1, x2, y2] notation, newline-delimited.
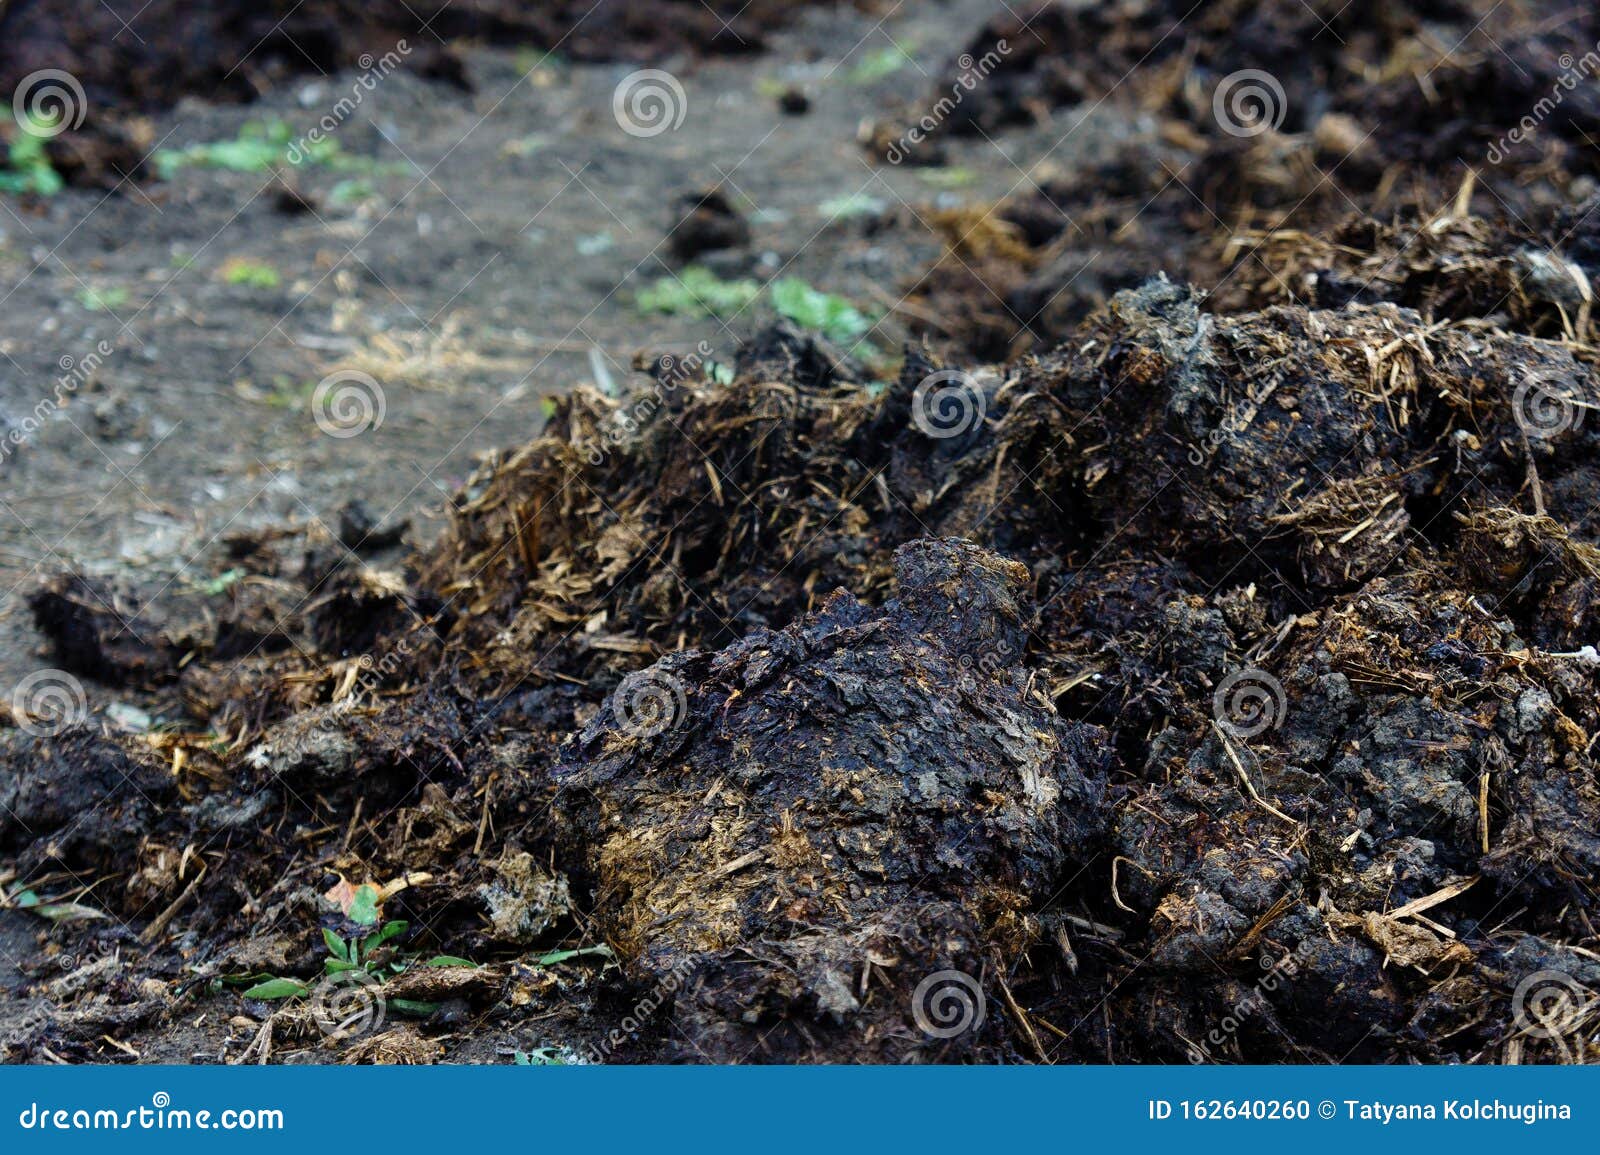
[222, 259, 281, 289]
[770, 277, 876, 347]
[329, 178, 376, 206]
[156, 120, 325, 177]
[0, 111, 65, 197]
[637, 266, 761, 319]
[76, 287, 130, 312]
[224, 879, 612, 1017]
[818, 193, 886, 219]
[918, 166, 978, 189]
[850, 44, 913, 84]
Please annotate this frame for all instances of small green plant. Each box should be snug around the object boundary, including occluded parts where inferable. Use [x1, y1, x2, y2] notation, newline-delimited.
[224, 875, 610, 1019]
[638, 272, 878, 354]
[235, 908, 438, 1010]
[0, 111, 65, 196]
[222, 259, 281, 289]
[233, 881, 403, 1003]
[515, 49, 568, 77]
[261, 377, 316, 410]
[850, 44, 913, 84]
[818, 193, 886, 220]
[513, 1048, 569, 1065]
[500, 133, 549, 159]
[155, 120, 342, 178]
[770, 278, 876, 348]
[197, 569, 245, 596]
[329, 178, 376, 206]
[637, 266, 761, 319]
[918, 166, 978, 189]
[5, 882, 108, 923]
[319, 921, 408, 974]
[153, 119, 416, 179]
[236, 923, 404, 1000]
[76, 286, 131, 312]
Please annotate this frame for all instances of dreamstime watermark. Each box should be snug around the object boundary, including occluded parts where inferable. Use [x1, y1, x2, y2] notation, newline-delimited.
[611, 668, 688, 739]
[1212, 667, 1287, 738]
[352, 637, 412, 685]
[52, 944, 124, 983]
[583, 956, 697, 1062]
[1187, 939, 1317, 1062]
[1487, 42, 1600, 165]
[1212, 69, 1287, 138]
[311, 369, 385, 437]
[581, 340, 715, 465]
[2, 949, 122, 1051]
[11, 69, 87, 137]
[317, 637, 414, 724]
[956, 635, 1016, 678]
[1, 341, 113, 466]
[16, 1093, 284, 1131]
[285, 41, 410, 164]
[612, 69, 688, 138]
[9, 668, 88, 737]
[911, 369, 986, 440]
[884, 41, 1010, 164]
[310, 968, 386, 1040]
[1511, 970, 1596, 1061]
[1, 1003, 51, 1052]
[912, 969, 986, 1038]
[1513, 372, 1587, 440]
[1186, 408, 1245, 465]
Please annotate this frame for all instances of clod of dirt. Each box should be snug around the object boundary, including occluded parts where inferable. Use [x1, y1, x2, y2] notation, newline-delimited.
[917, 2, 1085, 137]
[1083, 557, 1600, 1062]
[27, 575, 185, 686]
[0, 727, 174, 873]
[1212, 211, 1597, 333]
[477, 851, 573, 945]
[269, 180, 318, 216]
[669, 188, 752, 261]
[335, 500, 410, 554]
[777, 87, 811, 115]
[1033, 277, 1595, 590]
[551, 538, 1109, 1061]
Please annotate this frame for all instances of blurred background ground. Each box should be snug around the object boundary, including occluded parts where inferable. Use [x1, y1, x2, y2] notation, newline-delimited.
[0, 0, 1066, 691]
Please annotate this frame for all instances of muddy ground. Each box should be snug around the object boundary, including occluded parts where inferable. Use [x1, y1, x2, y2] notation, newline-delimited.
[2, 1, 1599, 1064]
